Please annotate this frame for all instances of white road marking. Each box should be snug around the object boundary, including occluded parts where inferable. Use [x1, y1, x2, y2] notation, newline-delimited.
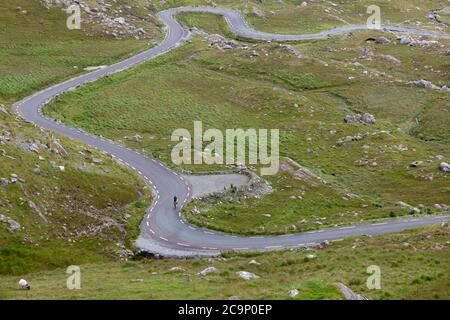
[372, 222, 387, 226]
[339, 226, 355, 230]
[159, 236, 169, 242]
[177, 242, 190, 247]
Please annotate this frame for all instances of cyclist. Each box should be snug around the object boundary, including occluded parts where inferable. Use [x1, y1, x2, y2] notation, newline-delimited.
[173, 196, 178, 209]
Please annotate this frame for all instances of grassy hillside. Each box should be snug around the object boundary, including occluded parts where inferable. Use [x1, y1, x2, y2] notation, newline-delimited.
[0, 225, 448, 300]
[0, 0, 153, 276]
[45, 27, 450, 234]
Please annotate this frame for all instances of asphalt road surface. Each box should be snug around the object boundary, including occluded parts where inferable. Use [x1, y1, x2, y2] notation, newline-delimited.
[13, 7, 450, 257]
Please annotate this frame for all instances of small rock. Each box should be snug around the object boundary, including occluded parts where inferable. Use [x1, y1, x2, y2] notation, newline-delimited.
[168, 267, 185, 273]
[249, 259, 261, 266]
[288, 289, 299, 298]
[198, 267, 219, 276]
[236, 271, 259, 280]
[410, 161, 423, 167]
[380, 54, 401, 64]
[375, 36, 391, 44]
[92, 157, 103, 164]
[19, 279, 30, 290]
[439, 162, 450, 173]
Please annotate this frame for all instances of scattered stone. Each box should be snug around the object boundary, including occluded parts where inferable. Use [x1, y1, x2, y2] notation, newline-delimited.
[0, 214, 21, 233]
[18, 279, 30, 290]
[114, 17, 126, 25]
[345, 193, 360, 200]
[288, 289, 299, 298]
[228, 296, 241, 300]
[395, 201, 420, 213]
[336, 133, 367, 145]
[380, 54, 401, 64]
[198, 267, 219, 276]
[430, 243, 444, 251]
[279, 44, 303, 58]
[92, 157, 103, 164]
[249, 259, 261, 266]
[28, 201, 48, 223]
[51, 139, 68, 157]
[398, 36, 412, 46]
[252, 6, 265, 17]
[0, 104, 9, 114]
[168, 266, 185, 273]
[190, 206, 200, 214]
[305, 254, 316, 260]
[410, 161, 423, 167]
[360, 47, 374, 60]
[206, 34, 238, 50]
[129, 279, 144, 283]
[439, 162, 450, 173]
[375, 36, 391, 44]
[236, 271, 259, 280]
[0, 178, 10, 186]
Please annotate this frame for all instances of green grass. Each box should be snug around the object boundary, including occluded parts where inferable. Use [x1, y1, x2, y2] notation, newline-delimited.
[0, 225, 448, 299]
[177, 12, 235, 39]
[0, 0, 150, 104]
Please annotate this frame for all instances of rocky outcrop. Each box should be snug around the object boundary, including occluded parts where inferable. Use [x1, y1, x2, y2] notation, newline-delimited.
[344, 113, 376, 124]
[414, 80, 450, 92]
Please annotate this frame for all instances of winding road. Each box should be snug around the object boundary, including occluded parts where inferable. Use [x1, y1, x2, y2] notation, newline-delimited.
[13, 7, 450, 257]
